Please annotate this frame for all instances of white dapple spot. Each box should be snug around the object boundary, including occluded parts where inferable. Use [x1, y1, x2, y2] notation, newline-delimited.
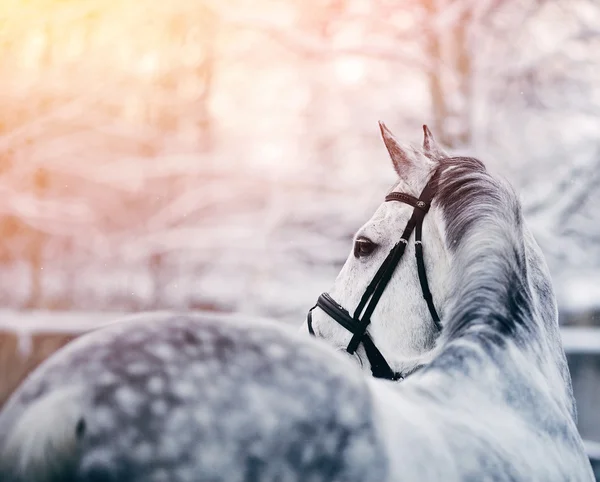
[79, 448, 116, 478]
[151, 399, 169, 417]
[159, 436, 181, 460]
[265, 343, 287, 360]
[149, 468, 170, 482]
[193, 407, 211, 426]
[338, 399, 362, 426]
[189, 363, 210, 380]
[97, 371, 119, 386]
[172, 382, 196, 399]
[146, 376, 165, 394]
[91, 407, 117, 432]
[114, 386, 143, 416]
[133, 442, 153, 463]
[127, 362, 152, 376]
[150, 343, 178, 360]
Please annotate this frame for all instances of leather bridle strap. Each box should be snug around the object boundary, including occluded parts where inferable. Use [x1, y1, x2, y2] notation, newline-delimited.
[307, 293, 402, 380]
[345, 181, 437, 354]
[415, 216, 442, 330]
[307, 175, 440, 381]
[361, 333, 404, 380]
[345, 223, 412, 353]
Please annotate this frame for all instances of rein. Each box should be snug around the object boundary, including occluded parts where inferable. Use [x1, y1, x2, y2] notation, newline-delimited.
[307, 174, 441, 381]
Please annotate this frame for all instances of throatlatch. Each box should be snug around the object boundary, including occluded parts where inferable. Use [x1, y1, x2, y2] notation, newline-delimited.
[307, 173, 441, 381]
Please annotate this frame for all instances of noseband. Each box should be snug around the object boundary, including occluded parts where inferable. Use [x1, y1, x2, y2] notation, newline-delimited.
[307, 175, 442, 381]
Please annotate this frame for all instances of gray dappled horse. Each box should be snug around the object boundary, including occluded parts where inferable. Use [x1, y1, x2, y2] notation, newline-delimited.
[0, 124, 594, 481]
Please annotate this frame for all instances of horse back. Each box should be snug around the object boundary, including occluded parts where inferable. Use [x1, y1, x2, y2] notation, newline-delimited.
[0, 313, 387, 482]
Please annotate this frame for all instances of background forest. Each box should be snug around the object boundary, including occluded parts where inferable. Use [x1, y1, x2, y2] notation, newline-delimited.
[0, 0, 599, 449]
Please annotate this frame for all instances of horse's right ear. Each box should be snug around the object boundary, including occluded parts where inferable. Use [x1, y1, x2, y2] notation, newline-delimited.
[422, 125, 447, 160]
[379, 121, 418, 177]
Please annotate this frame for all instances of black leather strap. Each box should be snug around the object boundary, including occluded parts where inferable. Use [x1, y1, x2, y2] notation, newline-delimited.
[346, 226, 412, 353]
[307, 172, 442, 381]
[316, 293, 357, 333]
[361, 334, 403, 380]
[346, 180, 438, 354]
[385, 192, 430, 212]
[308, 299, 401, 380]
[415, 219, 442, 331]
[307, 304, 317, 335]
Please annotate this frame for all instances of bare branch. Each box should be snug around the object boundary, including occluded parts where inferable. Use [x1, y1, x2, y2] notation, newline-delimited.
[206, 3, 432, 72]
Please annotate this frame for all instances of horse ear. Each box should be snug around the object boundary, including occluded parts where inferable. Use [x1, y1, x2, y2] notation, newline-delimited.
[422, 125, 447, 160]
[378, 121, 416, 177]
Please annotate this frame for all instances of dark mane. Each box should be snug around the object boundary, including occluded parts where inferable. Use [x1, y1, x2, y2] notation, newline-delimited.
[433, 157, 535, 343]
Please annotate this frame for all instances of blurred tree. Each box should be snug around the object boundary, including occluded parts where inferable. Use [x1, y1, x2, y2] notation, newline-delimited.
[25, 167, 49, 309]
[0, 0, 596, 318]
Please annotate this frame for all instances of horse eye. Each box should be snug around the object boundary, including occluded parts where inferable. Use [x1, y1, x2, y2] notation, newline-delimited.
[354, 237, 377, 258]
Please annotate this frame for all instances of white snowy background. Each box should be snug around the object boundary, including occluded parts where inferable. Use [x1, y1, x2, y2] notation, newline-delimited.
[0, 0, 599, 453]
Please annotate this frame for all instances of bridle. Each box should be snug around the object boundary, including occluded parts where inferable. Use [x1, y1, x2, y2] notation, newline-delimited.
[306, 173, 442, 381]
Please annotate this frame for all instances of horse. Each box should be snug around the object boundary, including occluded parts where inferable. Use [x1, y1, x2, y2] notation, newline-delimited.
[0, 124, 594, 481]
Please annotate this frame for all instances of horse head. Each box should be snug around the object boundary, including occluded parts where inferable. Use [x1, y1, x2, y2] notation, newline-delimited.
[304, 123, 453, 380]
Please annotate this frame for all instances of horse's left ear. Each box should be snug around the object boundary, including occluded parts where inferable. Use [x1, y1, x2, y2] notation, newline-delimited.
[379, 121, 420, 177]
[422, 125, 447, 160]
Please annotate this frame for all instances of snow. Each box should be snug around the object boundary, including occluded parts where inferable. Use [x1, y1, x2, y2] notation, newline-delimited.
[556, 274, 600, 314]
[584, 439, 600, 460]
[560, 327, 600, 355]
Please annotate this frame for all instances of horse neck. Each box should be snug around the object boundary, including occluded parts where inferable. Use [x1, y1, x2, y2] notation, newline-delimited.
[522, 226, 577, 420]
[435, 179, 576, 420]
